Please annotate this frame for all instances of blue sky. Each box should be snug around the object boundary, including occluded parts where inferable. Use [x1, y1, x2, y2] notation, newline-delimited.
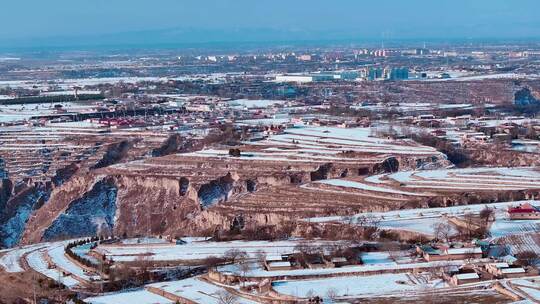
[1, 0, 539, 48]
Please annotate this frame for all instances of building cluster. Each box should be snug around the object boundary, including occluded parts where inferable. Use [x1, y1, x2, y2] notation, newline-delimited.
[274, 66, 410, 83]
[407, 113, 540, 149]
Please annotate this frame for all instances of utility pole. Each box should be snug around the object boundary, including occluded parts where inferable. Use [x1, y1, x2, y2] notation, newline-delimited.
[100, 258, 104, 293]
[33, 272, 37, 304]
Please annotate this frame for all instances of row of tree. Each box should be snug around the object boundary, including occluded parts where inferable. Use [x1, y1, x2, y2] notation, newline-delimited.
[0, 93, 104, 105]
[65, 237, 102, 268]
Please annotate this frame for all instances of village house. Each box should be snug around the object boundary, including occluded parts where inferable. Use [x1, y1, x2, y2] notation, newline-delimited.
[329, 257, 349, 268]
[265, 261, 293, 271]
[430, 129, 447, 137]
[263, 125, 285, 135]
[450, 272, 481, 285]
[485, 262, 510, 274]
[339, 121, 359, 128]
[485, 262, 532, 278]
[492, 133, 512, 143]
[449, 115, 472, 128]
[497, 122, 520, 137]
[508, 203, 540, 220]
[461, 132, 489, 143]
[264, 255, 293, 271]
[417, 245, 483, 262]
[305, 255, 334, 269]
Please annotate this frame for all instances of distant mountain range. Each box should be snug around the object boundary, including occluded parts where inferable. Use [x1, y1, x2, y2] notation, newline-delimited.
[2, 27, 540, 52]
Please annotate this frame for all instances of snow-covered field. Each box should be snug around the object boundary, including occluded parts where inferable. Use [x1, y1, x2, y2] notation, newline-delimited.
[316, 179, 426, 196]
[272, 273, 445, 298]
[0, 101, 100, 122]
[355, 102, 475, 113]
[228, 99, 287, 109]
[84, 289, 173, 304]
[311, 200, 530, 223]
[0, 244, 46, 272]
[147, 277, 258, 304]
[95, 240, 339, 262]
[219, 258, 484, 278]
[507, 278, 540, 302]
[0, 239, 96, 276]
[26, 249, 80, 288]
[86, 276, 258, 304]
[183, 148, 369, 164]
[47, 243, 97, 281]
[0, 240, 101, 288]
[270, 127, 439, 155]
[237, 118, 292, 126]
[383, 167, 540, 191]
[378, 217, 447, 236]
[182, 126, 443, 167]
[310, 200, 540, 237]
[426, 72, 540, 82]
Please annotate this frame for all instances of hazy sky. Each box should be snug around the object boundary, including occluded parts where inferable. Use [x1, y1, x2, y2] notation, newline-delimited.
[1, 0, 539, 48]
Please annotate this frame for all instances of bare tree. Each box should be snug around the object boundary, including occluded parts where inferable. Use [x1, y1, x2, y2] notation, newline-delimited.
[464, 249, 479, 261]
[381, 241, 402, 262]
[463, 213, 476, 240]
[294, 240, 319, 256]
[224, 249, 248, 264]
[356, 214, 380, 227]
[432, 221, 453, 242]
[355, 214, 380, 240]
[305, 289, 316, 299]
[326, 287, 339, 302]
[238, 261, 251, 287]
[479, 207, 495, 225]
[418, 283, 437, 303]
[217, 290, 238, 304]
[278, 219, 297, 239]
[254, 250, 267, 267]
[202, 255, 226, 269]
[133, 254, 152, 284]
[516, 251, 540, 266]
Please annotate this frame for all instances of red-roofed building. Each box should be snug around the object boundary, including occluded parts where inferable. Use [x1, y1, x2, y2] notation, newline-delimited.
[508, 203, 540, 220]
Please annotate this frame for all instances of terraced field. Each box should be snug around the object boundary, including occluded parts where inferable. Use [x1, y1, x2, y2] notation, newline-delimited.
[0, 125, 168, 182]
[305, 167, 540, 203]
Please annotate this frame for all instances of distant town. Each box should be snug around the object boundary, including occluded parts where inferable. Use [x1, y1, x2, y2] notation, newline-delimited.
[0, 40, 540, 304]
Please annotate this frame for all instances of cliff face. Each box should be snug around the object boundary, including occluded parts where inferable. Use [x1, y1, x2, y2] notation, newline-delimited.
[12, 154, 540, 246]
[197, 173, 237, 207]
[0, 179, 13, 214]
[0, 182, 51, 247]
[19, 173, 100, 245]
[13, 150, 453, 245]
[465, 148, 540, 167]
[111, 174, 200, 238]
[42, 177, 118, 241]
[15, 161, 318, 244]
[514, 87, 539, 106]
[0, 158, 12, 216]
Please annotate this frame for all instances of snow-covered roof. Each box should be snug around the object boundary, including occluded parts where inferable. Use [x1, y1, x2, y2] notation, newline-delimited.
[447, 247, 482, 255]
[500, 255, 518, 264]
[455, 273, 479, 280]
[265, 255, 283, 262]
[268, 261, 292, 268]
[489, 262, 509, 268]
[501, 267, 525, 274]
